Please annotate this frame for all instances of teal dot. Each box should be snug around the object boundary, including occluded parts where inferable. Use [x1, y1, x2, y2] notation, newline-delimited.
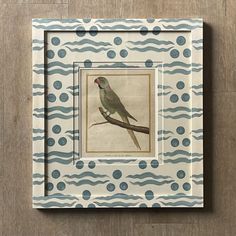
[145, 59, 153, 67]
[120, 49, 128, 58]
[170, 49, 179, 58]
[139, 160, 147, 169]
[89, 26, 98, 36]
[57, 182, 65, 191]
[119, 182, 128, 191]
[51, 37, 60, 46]
[46, 182, 53, 191]
[47, 93, 56, 102]
[76, 161, 84, 169]
[113, 170, 122, 179]
[75, 204, 83, 208]
[83, 18, 91, 23]
[107, 50, 116, 59]
[88, 204, 96, 208]
[82, 190, 91, 200]
[46, 50, 54, 59]
[171, 182, 179, 191]
[59, 93, 69, 102]
[153, 26, 161, 35]
[183, 182, 191, 191]
[58, 49, 66, 58]
[47, 137, 55, 146]
[152, 203, 161, 208]
[176, 81, 185, 89]
[145, 190, 154, 200]
[182, 138, 191, 147]
[147, 18, 155, 23]
[181, 93, 190, 102]
[107, 183, 115, 192]
[176, 36, 186, 46]
[171, 138, 179, 147]
[52, 170, 60, 179]
[183, 48, 191, 58]
[88, 161, 96, 169]
[53, 81, 62, 90]
[151, 159, 159, 168]
[76, 26, 86, 37]
[114, 37, 122, 45]
[140, 26, 148, 35]
[58, 137, 67, 146]
[84, 59, 92, 68]
[176, 126, 185, 135]
[139, 203, 147, 208]
[52, 125, 61, 134]
[170, 94, 179, 103]
[177, 170, 186, 179]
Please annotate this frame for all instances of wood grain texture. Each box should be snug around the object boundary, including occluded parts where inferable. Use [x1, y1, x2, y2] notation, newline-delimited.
[0, 0, 236, 236]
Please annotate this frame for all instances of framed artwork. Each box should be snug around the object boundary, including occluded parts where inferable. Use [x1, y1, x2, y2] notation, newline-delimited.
[32, 18, 203, 208]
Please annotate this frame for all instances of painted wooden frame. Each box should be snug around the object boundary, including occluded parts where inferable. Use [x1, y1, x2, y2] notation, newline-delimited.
[32, 18, 203, 208]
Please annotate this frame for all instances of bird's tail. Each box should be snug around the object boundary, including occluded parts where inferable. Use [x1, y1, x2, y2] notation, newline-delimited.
[120, 115, 141, 150]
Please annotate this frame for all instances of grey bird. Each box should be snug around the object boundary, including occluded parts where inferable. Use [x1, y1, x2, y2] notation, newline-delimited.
[94, 76, 141, 150]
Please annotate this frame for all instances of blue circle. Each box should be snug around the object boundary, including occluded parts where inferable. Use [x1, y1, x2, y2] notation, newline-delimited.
[120, 49, 128, 58]
[76, 161, 84, 169]
[89, 26, 98, 36]
[181, 93, 190, 102]
[170, 49, 180, 58]
[119, 182, 128, 191]
[58, 49, 66, 58]
[75, 204, 83, 208]
[106, 183, 115, 192]
[145, 190, 154, 200]
[53, 81, 62, 90]
[170, 94, 179, 103]
[176, 126, 185, 135]
[84, 59, 92, 68]
[59, 93, 69, 102]
[145, 59, 153, 67]
[176, 81, 185, 89]
[82, 190, 91, 200]
[183, 48, 191, 57]
[151, 159, 159, 168]
[107, 50, 116, 59]
[112, 170, 122, 179]
[177, 170, 186, 179]
[139, 160, 147, 169]
[140, 26, 148, 35]
[52, 170, 60, 179]
[147, 18, 155, 23]
[183, 182, 191, 191]
[52, 125, 61, 134]
[114, 37, 122, 45]
[88, 161, 96, 169]
[171, 182, 179, 191]
[153, 26, 161, 35]
[88, 203, 96, 208]
[176, 36, 186, 46]
[57, 182, 65, 191]
[139, 203, 147, 208]
[83, 18, 91, 23]
[46, 182, 53, 191]
[76, 26, 86, 37]
[47, 137, 55, 146]
[51, 37, 60, 46]
[171, 138, 179, 147]
[182, 138, 191, 147]
[152, 203, 161, 208]
[58, 137, 67, 146]
[47, 93, 56, 102]
[46, 50, 54, 59]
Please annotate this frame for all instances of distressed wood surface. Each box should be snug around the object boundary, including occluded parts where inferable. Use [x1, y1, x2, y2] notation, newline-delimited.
[0, 0, 235, 235]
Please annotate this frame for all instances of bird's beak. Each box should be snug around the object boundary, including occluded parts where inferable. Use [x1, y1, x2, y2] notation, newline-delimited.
[94, 78, 99, 84]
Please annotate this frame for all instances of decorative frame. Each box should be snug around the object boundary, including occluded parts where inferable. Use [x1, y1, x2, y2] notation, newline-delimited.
[32, 18, 203, 208]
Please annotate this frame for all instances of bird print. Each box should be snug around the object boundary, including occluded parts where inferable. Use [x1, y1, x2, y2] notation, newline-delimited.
[94, 76, 141, 150]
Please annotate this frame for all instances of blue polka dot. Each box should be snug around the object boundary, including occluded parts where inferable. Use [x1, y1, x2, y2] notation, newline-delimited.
[107, 50, 116, 59]
[176, 36, 186, 46]
[140, 26, 148, 35]
[147, 18, 155, 23]
[76, 161, 84, 169]
[59, 93, 69, 102]
[46, 50, 54, 59]
[176, 126, 185, 135]
[183, 48, 191, 58]
[75, 204, 83, 208]
[182, 138, 191, 147]
[47, 138, 55, 146]
[152, 203, 161, 208]
[139, 160, 147, 169]
[53, 81, 62, 90]
[153, 26, 161, 35]
[145, 190, 154, 200]
[139, 203, 147, 208]
[52, 125, 61, 134]
[114, 37, 122, 45]
[176, 81, 185, 89]
[120, 49, 128, 58]
[181, 93, 190, 102]
[88, 161, 96, 169]
[177, 170, 186, 179]
[51, 37, 60, 46]
[145, 59, 153, 67]
[171, 182, 179, 191]
[58, 137, 67, 146]
[183, 182, 191, 191]
[106, 183, 115, 192]
[171, 138, 179, 147]
[47, 93, 56, 102]
[170, 49, 180, 58]
[58, 49, 66, 58]
[82, 190, 91, 200]
[46, 182, 53, 191]
[84, 59, 92, 68]
[151, 159, 159, 168]
[52, 170, 60, 179]
[119, 182, 128, 191]
[112, 170, 122, 179]
[170, 94, 179, 103]
[76, 26, 86, 37]
[57, 182, 65, 191]
[89, 26, 98, 36]
[88, 204, 96, 208]
[83, 18, 91, 23]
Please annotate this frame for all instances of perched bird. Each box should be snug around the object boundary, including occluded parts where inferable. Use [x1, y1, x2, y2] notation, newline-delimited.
[94, 76, 141, 150]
